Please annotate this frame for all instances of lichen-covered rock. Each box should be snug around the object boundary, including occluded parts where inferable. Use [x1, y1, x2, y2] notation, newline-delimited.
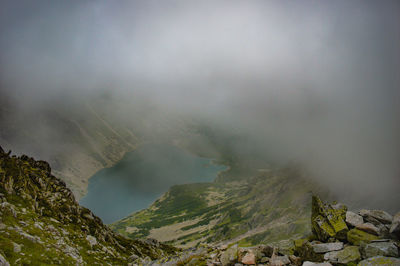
[331, 202, 347, 220]
[275, 239, 295, 256]
[270, 254, 291, 266]
[347, 229, 379, 245]
[346, 211, 364, 227]
[220, 244, 238, 266]
[336, 246, 361, 264]
[324, 246, 361, 264]
[358, 256, 400, 265]
[362, 240, 399, 258]
[294, 239, 309, 250]
[295, 241, 324, 262]
[311, 196, 348, 241]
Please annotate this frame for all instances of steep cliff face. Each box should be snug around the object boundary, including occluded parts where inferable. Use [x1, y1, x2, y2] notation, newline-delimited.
[0, 146, 177, 265]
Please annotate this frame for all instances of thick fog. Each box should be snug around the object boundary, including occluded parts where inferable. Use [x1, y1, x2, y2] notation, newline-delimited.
[1, 1, 399, 209]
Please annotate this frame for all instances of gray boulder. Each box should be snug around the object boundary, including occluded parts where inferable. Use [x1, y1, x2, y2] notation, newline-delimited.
[0, 254, 10, 266]
[312, 242, 343, 253]
[86, 235, 97, 247]
[356, 223, 380, 236]
[358, 256, 400, 265]
[336, 246, 361, 264]
[362, 240, 399, 258]
[324, 246, 361, 265]
[324, 250, 339, 263]
[220, 244, 238, 266]
[302, 262, 332, 266]
[389, 212, 400, 238]
[346, 211, 364, 227]
[376, 224, 391, 238]
[359, 210, 393, 225]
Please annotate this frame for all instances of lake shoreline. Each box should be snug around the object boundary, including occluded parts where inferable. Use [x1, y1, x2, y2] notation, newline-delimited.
[80, 142, 228, 224]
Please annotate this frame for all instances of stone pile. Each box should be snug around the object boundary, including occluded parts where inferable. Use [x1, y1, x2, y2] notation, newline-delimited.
[293, 195, 400, 266]
[158, 195, 400, 266]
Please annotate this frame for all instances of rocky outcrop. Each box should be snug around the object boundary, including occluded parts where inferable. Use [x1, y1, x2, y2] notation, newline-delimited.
[294, 195, 400, 266]
[0, 146, 177, 265]
[111, 195, 399, 266]
[149, 195, 399, 265]
[311, 196, 348, 241]
[1, 144, 398, 265]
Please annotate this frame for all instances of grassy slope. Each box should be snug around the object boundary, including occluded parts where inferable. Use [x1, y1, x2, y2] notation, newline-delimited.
[0, 148, 177, 265]
[112, 166, 320, 248]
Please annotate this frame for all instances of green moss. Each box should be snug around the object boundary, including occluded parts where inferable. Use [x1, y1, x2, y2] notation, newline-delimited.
[294, 238, 308, 249]
[336, 246, 361, 264]
[347, 229, 378, 245]
[311, 195, 348, 241]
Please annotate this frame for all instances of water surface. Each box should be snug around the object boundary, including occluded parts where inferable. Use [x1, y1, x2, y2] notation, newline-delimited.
[80, 143, 226, 223]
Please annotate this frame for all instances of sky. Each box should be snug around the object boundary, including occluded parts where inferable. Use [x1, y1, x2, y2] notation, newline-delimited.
[0, 0, 399, 209]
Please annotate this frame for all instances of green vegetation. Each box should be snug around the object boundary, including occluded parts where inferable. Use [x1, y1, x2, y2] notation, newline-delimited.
[112, 164, 320, 248]
[0, 146, 177, 264]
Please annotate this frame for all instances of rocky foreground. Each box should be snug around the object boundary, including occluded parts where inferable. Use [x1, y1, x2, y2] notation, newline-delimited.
[0, 144, 399, 265]
[154, 196, 399, 266]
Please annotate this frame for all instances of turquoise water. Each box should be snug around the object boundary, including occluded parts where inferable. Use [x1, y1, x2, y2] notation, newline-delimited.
[80, 143, 226, 223]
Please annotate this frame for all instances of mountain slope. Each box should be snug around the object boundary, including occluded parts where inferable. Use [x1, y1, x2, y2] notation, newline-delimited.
[0, 97, 140, 199]
[0, 146, 177, 265]
[112, 166, 322, 249]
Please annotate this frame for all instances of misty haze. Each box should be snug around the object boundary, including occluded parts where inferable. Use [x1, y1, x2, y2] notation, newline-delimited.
[0, 0, 399, 265]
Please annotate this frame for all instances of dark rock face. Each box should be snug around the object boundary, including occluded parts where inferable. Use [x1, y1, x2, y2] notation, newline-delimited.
[0, 146, 177, 264]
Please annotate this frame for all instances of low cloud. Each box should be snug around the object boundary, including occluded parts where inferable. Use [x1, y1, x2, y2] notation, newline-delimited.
[1, 0, 399, 210]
